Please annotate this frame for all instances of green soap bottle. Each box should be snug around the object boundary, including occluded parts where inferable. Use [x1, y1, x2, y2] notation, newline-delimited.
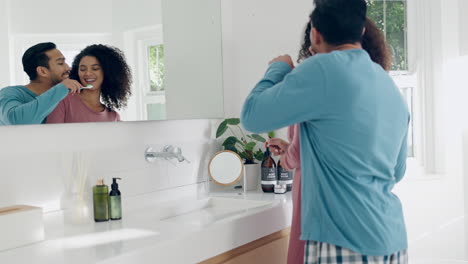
[93, 179, 109, 222]
[109, 178, 122, 220]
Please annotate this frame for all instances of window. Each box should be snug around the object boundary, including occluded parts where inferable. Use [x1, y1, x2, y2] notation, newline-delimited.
[140, 39, 166, 121]
[124, 26, 166, 121]
[148, 44, 165, 92]
[367, 0, 408, 71]
[367, 0, 415, 157]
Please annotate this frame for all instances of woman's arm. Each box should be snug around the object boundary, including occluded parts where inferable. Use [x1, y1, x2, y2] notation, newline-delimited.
[281, 124, 301, 170]
[268, 124, 301, 171]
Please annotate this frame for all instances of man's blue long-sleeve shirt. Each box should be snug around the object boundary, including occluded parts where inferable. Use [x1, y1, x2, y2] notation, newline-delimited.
[0, 84, 68, 125]
[241, 49, 409, 255]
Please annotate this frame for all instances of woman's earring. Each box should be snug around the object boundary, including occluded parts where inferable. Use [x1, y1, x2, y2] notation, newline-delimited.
[308, 46, 316, 56]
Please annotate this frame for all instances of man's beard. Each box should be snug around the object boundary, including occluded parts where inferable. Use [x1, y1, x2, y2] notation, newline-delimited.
[50, 73, 66, 86]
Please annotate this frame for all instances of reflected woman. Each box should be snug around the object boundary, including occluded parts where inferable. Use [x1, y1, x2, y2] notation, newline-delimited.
[47, 44, 132, 123]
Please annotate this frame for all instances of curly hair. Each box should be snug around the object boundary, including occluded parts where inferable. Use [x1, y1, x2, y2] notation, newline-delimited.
[70, 44, 132, 110]
[361, 18, 392, 71]
[297, 22, 313, 63]
[297, 17, 392, 71]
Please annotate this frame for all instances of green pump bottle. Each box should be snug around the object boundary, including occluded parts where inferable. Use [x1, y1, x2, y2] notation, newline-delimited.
[93, 179, 109, 222]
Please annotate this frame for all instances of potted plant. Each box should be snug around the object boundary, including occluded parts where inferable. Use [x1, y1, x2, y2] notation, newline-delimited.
[216, 118, 273, 191]
[216, 118, 268, 164]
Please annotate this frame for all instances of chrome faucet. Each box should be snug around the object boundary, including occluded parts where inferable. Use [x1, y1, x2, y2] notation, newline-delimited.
[145, 145, 190, 163]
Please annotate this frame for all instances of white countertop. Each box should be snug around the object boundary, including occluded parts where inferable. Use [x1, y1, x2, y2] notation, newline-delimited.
[0, 191, 293, 264]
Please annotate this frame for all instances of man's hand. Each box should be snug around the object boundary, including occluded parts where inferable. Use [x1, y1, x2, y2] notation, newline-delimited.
[60, 79, 82, 94]
[267, 138, 290, 156]
[269, 55, 294, 69]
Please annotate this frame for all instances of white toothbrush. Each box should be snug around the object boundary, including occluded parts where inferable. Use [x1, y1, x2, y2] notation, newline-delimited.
[80, 84, 93, 90]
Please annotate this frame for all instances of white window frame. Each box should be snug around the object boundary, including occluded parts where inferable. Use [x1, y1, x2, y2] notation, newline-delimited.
[140, 39, 166, 120]
[371, 0, 441, 177]
[123, 25, 165, 121]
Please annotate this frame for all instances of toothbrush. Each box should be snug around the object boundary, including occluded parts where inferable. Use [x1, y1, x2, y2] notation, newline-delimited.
[80, 84, 93, 90]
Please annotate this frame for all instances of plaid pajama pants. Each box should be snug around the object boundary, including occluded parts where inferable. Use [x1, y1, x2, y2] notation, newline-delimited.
[304, 241, 408, 264]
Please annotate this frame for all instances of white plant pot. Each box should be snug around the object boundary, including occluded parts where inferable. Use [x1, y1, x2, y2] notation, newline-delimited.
[243, 163, 261, 191]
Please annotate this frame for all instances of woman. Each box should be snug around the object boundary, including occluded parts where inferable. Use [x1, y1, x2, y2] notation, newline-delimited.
[47, 44, 132, 123]
[298, 17, 391, 69]
[268, 17, 393, 264]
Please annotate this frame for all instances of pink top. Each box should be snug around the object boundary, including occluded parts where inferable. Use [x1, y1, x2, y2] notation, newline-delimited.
[282, 124, 304, 264]
[46, 94, 120, 124]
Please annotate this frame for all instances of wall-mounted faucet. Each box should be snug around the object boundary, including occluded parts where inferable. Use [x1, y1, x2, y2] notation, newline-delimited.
[145, 145, 190, 163]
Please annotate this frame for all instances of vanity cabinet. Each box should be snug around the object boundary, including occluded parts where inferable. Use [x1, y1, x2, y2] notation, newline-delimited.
[199, 228, 290, 264]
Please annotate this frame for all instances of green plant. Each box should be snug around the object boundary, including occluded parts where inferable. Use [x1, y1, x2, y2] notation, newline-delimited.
[216, 118, 270, 164]
[367, 0, 407, 71]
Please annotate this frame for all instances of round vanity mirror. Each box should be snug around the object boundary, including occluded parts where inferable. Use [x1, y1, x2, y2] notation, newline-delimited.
[208, 150, 244, 186]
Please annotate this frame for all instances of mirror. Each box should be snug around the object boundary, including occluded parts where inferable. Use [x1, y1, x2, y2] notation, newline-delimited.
[208, 151, 244, 186]
[0, 0, 224, 125]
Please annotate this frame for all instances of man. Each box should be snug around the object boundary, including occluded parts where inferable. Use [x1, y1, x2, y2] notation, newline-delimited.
[241, 0, 409, 262]
[0, 42, 82, 125]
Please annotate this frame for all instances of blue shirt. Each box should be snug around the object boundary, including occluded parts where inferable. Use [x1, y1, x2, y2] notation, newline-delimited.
[0, 84, 69, 125]
[241, 49, 409, 255]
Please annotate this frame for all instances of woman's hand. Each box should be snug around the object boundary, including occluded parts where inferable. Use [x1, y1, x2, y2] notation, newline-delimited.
[269, 55, 295, 69]
[267, 138, 290, 156]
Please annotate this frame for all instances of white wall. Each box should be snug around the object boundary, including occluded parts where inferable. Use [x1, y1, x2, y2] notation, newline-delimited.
[440, 0, 463, 178]
[0, 0, 12, 88]
[9, 0, 113, 34]
[222, 0, 314, 118]
[460, 0, 468, 56]
[111, 0, 162, 48]
[163, 0, 224, 120]
[112, 0, 162, 33]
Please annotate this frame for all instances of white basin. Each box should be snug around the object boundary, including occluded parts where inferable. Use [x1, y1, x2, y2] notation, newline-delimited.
[156, 197, 276, 226]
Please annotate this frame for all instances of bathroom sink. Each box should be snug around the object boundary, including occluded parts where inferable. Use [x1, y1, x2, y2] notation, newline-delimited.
[156, 197, 277, 226]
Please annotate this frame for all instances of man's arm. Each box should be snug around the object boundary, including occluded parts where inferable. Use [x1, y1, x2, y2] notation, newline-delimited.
[241, 58, 327, 133]
[0, 84, 68, 125]
[394, 121, 409, 183]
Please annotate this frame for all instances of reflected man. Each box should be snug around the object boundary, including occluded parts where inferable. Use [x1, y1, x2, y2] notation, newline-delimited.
[0, 42, 82, 125]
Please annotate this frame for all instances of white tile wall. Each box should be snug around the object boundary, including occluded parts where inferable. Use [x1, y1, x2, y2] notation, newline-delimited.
[0, 0, 11, 89]
[0, 119, 222, 212]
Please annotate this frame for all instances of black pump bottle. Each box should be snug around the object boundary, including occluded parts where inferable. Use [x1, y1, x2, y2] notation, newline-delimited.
[261, 146, 277, 193]
[109, 177, 122, 220]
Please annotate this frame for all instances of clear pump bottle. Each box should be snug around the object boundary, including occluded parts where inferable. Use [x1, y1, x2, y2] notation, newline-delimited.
[277, 160, 293, 192]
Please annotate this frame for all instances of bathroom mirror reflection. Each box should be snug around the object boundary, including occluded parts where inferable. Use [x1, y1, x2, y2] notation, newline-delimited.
[0, 0, 224, 125]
